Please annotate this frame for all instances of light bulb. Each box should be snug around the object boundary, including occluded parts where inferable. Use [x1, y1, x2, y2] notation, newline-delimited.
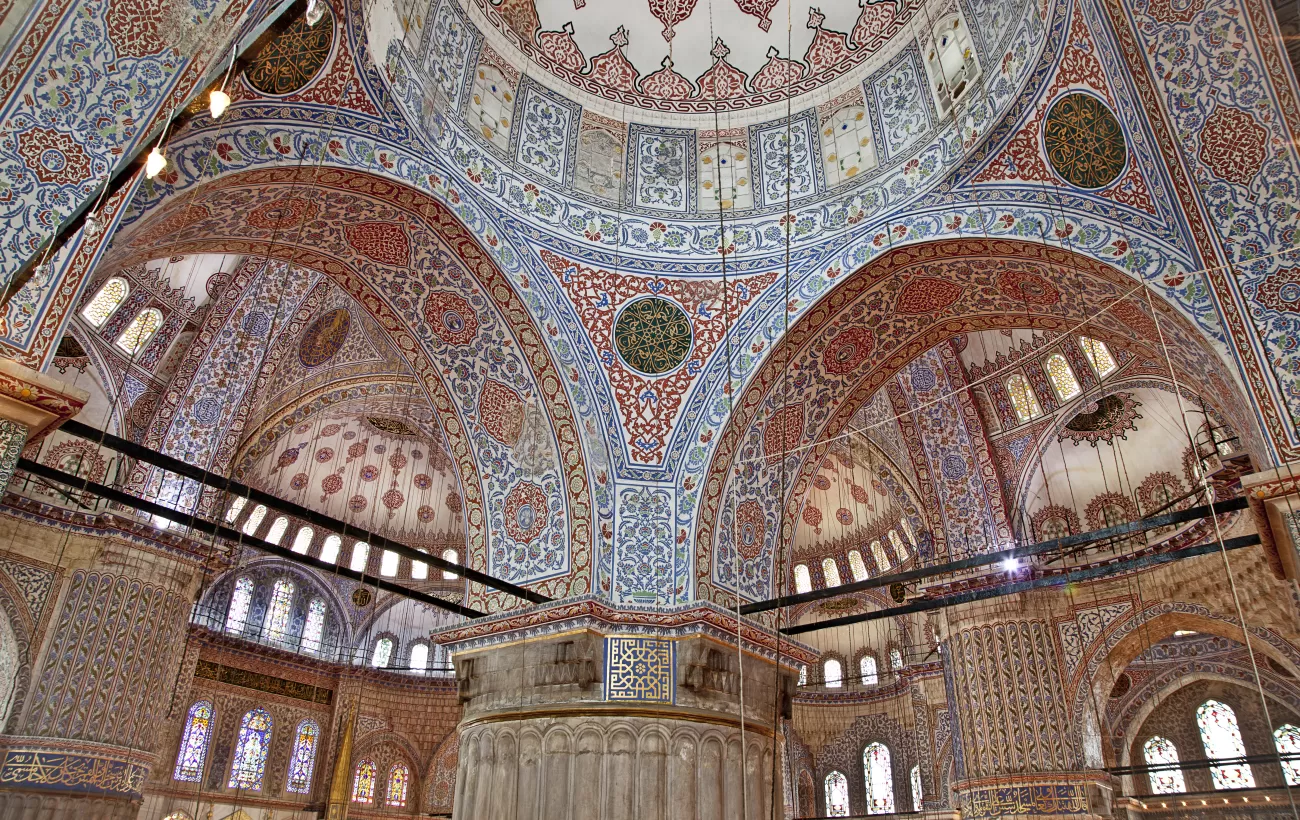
[1001, 557, 1019, 573]
[145, 146, 167, 179]
[305, 0, 324, 26]
[209, 88, 231, 119]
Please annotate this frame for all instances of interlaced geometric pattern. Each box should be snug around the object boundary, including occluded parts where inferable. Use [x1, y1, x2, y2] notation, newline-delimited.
[605, 636, 674, 703]
[245, 11, 334, 95]
[613, 297, 693, 375]
[1043, 93, 1127, 188]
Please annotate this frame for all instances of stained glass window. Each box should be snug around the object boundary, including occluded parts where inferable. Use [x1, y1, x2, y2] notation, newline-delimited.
[860, 654, 878, 686]
[320, 535, 341, 563]
[794, 564, 812, 594]
[228, 708, 272, 790]
[387, 763, 410, 807]
[163, 813, 192, 820]
[1007, 373, 1043, 422]
[301, 598, 326, 654]
[910, 764, 922, 812]
[1080, 336, 1117, 377]
[442, 548, 458, 580]
[372, 637, 393, 668]
[350, 542, 369, 572]
[798, 664, 808, 685]
[352, 759, 377, 803]
[224, 496, 247, 523]
[1197, 699, 1255, 789]
[824, 658, 842, 688]
[173, 700, 213, 781]
[286, 719, 319, 793]
[825, 770, 850, 817]
[410, 643, 429, 671]
[411, 549, 428, 580]
[888, 529, 908, 561]
[264, 579, 294, 642]
[115, 308, 164, 354]
[822, 558, 842, 587]
[848, 550, 868, 581]
[901, 516, 917, 547]
[380, 550, 399, 576]
[864, 743, 895, 814]
[292, 526, 313, 554]
[243, 504, 267, 536]
[266, 516, 289, 545]
[890, 648, 904, 671]
[82, 277, 129, 327]
[225, 577, 253, 633]
[1143, 736, 1186, 794]
[1045, 353, 1082, 401]
[1275, 724, 1300, 785]
[870, 540, 891, 572]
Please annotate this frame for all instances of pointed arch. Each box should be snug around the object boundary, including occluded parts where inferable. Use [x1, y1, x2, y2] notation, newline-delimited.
[228, 707, 273, 789]
[173, 700, 214, 781]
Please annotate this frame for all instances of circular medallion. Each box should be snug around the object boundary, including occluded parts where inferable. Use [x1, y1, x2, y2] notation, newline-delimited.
[613, 297, 693, 376]
[504, 482, 548, 543]
[889, 582, 906, 603]
[351, 587, 373, 607]
[1043, 93, 1127, 189]
[299, 308, 351, 368]
[245, 10, 334, 95]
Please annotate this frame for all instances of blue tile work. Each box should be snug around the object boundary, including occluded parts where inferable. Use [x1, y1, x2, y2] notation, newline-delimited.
[751, 108, 823, 207]
[512, 77, 581, 186]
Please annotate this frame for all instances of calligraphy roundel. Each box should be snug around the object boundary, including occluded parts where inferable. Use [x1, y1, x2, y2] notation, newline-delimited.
[613, 297, 693, 376]
[244, 9, 334, 95]
[299, 308, 351, 367]
[1043, 93, 1127, 189]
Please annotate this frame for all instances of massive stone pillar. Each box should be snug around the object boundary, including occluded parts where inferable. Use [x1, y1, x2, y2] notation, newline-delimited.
[436, 601, 813, 820]
[944, 594, 1114, 819]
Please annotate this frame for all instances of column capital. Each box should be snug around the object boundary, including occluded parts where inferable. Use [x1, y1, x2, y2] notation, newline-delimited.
[0, 359, 87, 438]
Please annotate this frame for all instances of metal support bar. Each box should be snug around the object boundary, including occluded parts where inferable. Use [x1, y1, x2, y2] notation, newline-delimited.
[59, 419, 550, 604]
[18, 457, 484, 619]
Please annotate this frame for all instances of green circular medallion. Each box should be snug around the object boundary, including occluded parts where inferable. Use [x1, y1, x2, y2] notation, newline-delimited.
[613, 297, 693, 376]
[1042, 93, 1127, 189]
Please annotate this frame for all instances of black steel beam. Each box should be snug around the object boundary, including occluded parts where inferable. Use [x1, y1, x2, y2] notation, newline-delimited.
[743, 495, 1249, 615]
[18, 457, 484, 619]
[59, 419, 550, 604]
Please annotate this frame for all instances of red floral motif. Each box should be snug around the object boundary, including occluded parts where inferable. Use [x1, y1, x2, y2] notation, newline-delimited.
[344, 221, 410, 267]
[732, 0, 777, 30]
[479, 379, 526, 445]
[801, 504, 823, 530]
[446, 491, 463, 514]
[895, 277, 963, 314]
[1199, 106, 1268, 186]
[321, 473, 343, 496]
[494, 0, 539, 38]
[247, 197, 318, 230]
[762, 404, 805, 463]
[16, 128, 92, 185]
[1109, 300, 1158, 338]
[1255, 268, 1300, 314]
[641, 57, 694, 99]
[418, 505, 436, 523]
[503, 482, 548, 543]
[423, 291, 479, 346]
[812, 473, 831, 490]
[997, 270, 1061, 306]
[803, 17, 851, 75]
[105, 0, 166, 58]
[751, 48, 804, 92]
[697, 41, 747, 99]
[349, 494, 367, 512]
[822, 326, 875, 375]
[383, 488, 405, 511]
[835, 507, 853, 525]
[734, 499, 766, 560]
[129, 204, 210, 247]
[538, 22, 586, 72]
[851, 483, 871, 505]
[1146, 0, 1204, 23]
[850, 0, 899, 47]
[1084, 491, 1138, 531]
[647, 0, 699, 41]
[588, 46, 640, 92]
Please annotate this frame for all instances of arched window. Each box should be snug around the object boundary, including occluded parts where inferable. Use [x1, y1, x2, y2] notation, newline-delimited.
[860, 654, 878, 686]
[822, 105, 877, 187]
[380, 549, 399, 577]
[163, 813, 192, 820]
[225, 577, 253, 633]
[824, 770, 850, 817]
[242, 504, 267, 536]
[228, 708, 272, 790]
[1007, 373, 1042, 422]
[82, 277, 129, 327]
[320, 534, 342, 563]
[794, 564, 812, 594]
[351, 759, 377, 803]
[173, 700, 213, 781]
[910, 764, 922, 812]
[224, 495, 247, 523]
[1045, 353, 1082, 401]
[900, 517, 917, 547]
[870, 540, 891, 572]
[301, 598, 326, 654]
[923, 13, 979, 114]
[824, 658, 843, 688]
[864, 742, 894, 814]
[263, 579, 295, 642]
[1275, 724, 1300, 785]
[387, 763, 410, 807]
[798, 664, 808, 686]
[699, 141, 752, 211]
[265, 516, 289, 545]
[286, 719, 320, 794]
[1080, 336, 1117, 377]
[115, 308, 164, 354]
[410, 643, 429, 671]
[822, 558, 842, 587]
[411, 549, 428, 580]
[372, 637, 394, 668]
[469, 64, 514, 150]
[292, 526, 313, 554]
[888, 529, 908, 561]
[1197, 700, 1255, 789]
[350, 542, 369, 572]
[848, 550, 868, 582]
[441, 548, 458, 580]
[890, 648, 904, 671]
[1143, 736, 1186, 794]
